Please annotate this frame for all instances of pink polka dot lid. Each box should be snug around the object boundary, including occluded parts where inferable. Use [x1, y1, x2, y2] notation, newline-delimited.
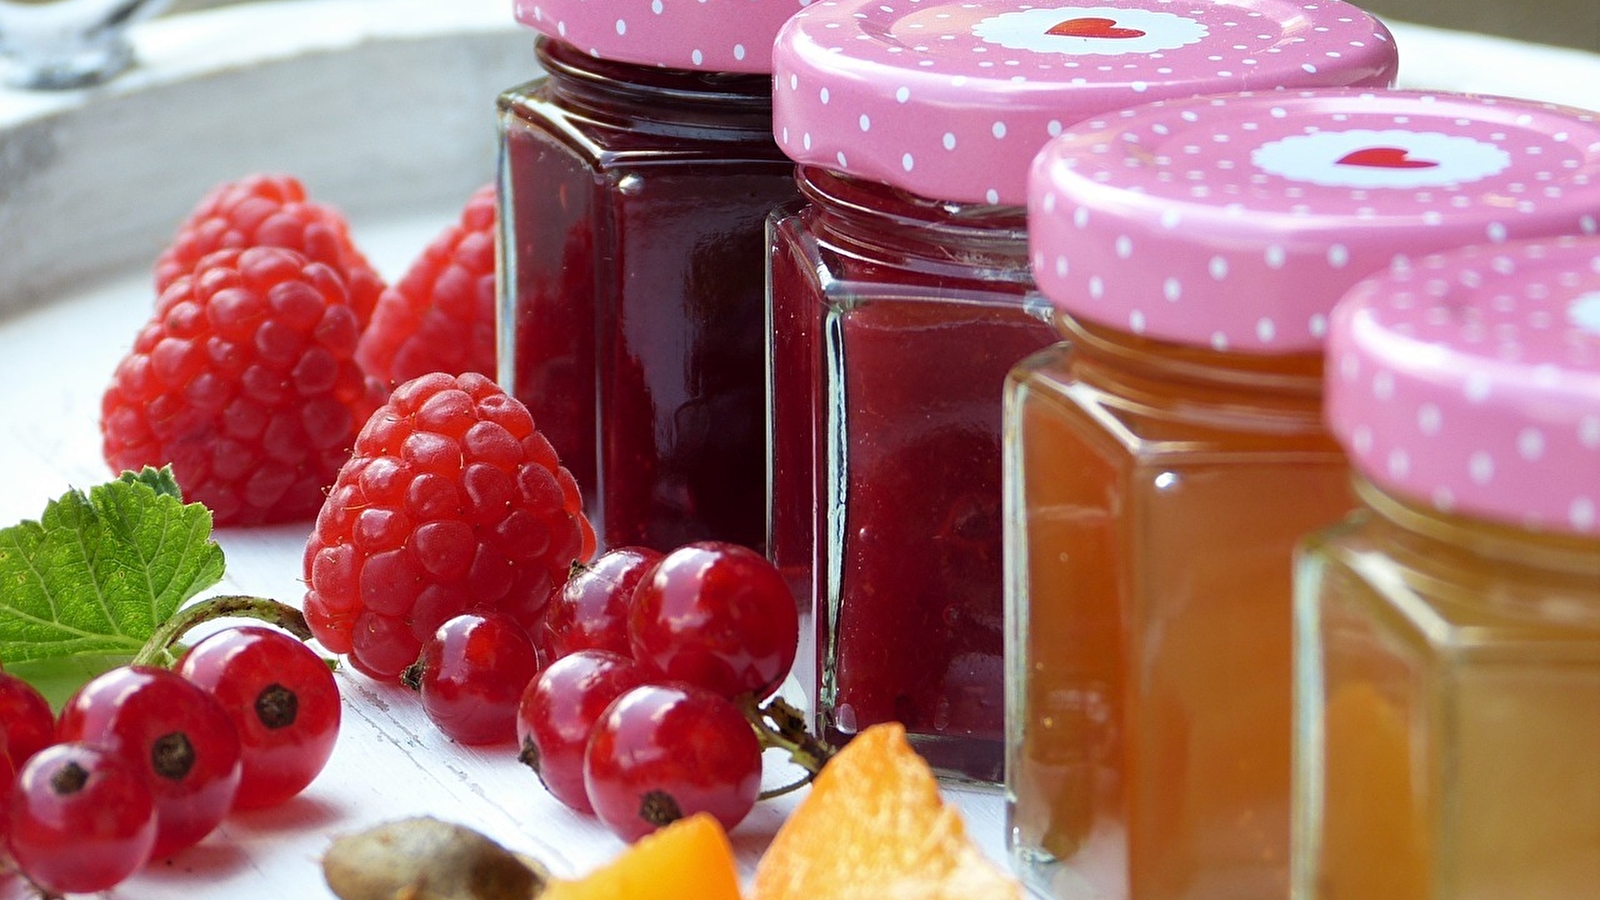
[1327, 236, 1600, 536]
[513, 0, 811, 74]
[1029, 89, 1600, 354]
[771, 0, 1396, 206]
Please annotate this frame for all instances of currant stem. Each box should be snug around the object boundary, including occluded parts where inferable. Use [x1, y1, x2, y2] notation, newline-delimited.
[757, 772, 816, 802]
[132, 595, 313, 668]
[739, 693, 835, 799]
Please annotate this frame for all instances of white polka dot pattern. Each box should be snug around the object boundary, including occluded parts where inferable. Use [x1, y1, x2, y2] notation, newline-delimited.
[1028, 89, 1600, 352]
[1327, 236, 1600, 535]
[514, 0, 809, 73]
[771, 0, 1396, 205]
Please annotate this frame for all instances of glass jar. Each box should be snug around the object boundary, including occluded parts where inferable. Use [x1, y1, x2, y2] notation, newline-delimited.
[768, 0, 1397, 785]
[1008, 90, 1600, 900]
[1294, 235, 1600, 900]
[497, 0, 807, 553]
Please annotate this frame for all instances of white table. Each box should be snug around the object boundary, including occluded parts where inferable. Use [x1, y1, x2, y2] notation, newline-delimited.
[0, 3, 1597, 897]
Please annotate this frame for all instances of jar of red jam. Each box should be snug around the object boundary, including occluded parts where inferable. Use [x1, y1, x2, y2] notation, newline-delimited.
[1296, 235, 1600, 900]
[1010, 89, 1600, 900]
[767, 0, 1398, 784]
[497, 0, 808, 552]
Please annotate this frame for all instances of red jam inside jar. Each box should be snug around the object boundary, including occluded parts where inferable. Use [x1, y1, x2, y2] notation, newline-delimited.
[498, 37, 798, 552]
[769, 166, 1059, 781]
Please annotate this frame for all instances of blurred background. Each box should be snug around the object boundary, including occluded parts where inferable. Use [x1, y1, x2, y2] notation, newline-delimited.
[1359, 0, 1598, 52]
[162, 0, 1599, 53]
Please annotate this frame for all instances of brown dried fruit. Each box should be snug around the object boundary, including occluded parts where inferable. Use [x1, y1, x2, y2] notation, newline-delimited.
[322, 816, 547, 900]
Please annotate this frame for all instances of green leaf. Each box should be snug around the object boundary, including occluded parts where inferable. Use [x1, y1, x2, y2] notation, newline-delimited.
[0, 470, 225, 666]
[118, 465, 185, 502]
[2, 653, 132, 712]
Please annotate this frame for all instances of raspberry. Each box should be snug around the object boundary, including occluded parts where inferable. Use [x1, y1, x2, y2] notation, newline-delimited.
[154, 174, 385, 327]
[303, 372, 596, 681]
[357, 184, 497, 389]
[101, 246, 384, 524]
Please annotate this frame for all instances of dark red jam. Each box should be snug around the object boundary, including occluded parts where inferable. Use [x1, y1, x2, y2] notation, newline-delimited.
[767, 166, 1060, 781]
[498, 38, 798, 553]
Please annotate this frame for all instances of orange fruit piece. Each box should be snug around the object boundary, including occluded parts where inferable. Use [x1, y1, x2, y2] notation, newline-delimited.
[542, 813, 742, 900]
[750, 722, 1022, 900]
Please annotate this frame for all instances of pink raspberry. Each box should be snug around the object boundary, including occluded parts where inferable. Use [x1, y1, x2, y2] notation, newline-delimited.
[101, 246, 384, 525]
[357, 184, 498, 389]
[154, 174, 385, 327]
[303, 372, 596, 681]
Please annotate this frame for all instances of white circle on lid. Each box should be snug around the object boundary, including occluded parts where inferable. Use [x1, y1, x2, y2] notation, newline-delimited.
[1469, 451, 1495, 484]
[1582, 415, 1600, 449]
[1570, 291, 1600, 335]
[1518, 427, 1547, 461]
[1574, 497, 1598, 531]
[1388, 448, 1411, 478]
[1251, 129, 1512, 188]
[1418, 403, 1443, 434]
[971, 7, 1209, 56]
[1351, 424, 1374, 456]
[1373, 369, 1394, 400]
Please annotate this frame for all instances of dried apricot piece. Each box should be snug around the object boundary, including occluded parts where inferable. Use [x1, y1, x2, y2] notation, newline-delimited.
[750, 722, 1021, 900]
[542, 812, 741, 900]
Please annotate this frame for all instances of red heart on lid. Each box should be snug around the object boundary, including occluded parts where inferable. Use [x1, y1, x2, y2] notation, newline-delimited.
[1047, 17, 1147, 39]
[1335, 147, 1440, 169]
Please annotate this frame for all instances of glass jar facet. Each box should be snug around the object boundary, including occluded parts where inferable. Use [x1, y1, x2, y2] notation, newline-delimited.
[768, 166, 1059, 782]
[1294, 235, 1600, 900]
[497, 38, 798, 552]
[1004, 317, 1353, 900]
[1293, 480, 1600, 900]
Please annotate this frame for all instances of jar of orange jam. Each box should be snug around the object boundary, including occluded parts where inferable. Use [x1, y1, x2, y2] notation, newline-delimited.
[497, 0, 806, 553]
[767, 0, 1397, 786]
[1007, 90, 1600, 900]
[1294, 235, 1600, 900]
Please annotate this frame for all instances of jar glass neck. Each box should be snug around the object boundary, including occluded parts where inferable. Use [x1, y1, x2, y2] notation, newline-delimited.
[796, 165, 1032, 281]
[534, 37, 774, 133]
[1357, 475, 1600, 582]
[1059, 313, 1327, 402]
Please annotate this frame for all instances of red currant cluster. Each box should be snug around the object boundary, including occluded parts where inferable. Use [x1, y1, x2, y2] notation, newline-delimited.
[0, 616, 338, 896]
[524, 540, 806, 842]
[401, 539, 821, 842]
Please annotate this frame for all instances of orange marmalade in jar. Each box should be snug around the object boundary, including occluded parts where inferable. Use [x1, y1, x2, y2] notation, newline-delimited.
[1295, 235, 1600, 900]
[1006, 90, 1600, 900]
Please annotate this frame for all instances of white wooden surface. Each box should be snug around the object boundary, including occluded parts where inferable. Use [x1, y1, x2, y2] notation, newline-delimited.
[0, 2, 1597, 897]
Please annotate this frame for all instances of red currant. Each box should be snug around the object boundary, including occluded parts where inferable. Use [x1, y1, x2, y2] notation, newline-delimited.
[7, 742, 158, 895]
[0, 672, 55, 768]
[56, 665, 242, 860]
[411, 610, 540, 745]
[516, 649, 650, 814]
[583, 683, 761, 842]
[0, 743, 13, 843]
[628, 541, 798, 700]
[544, 547, 662, 659]
[177, 626, 342, 810]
